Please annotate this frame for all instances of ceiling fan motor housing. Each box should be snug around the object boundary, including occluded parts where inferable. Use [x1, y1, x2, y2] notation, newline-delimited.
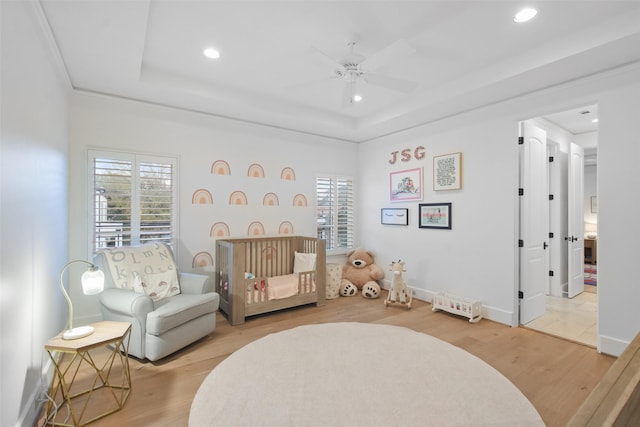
[335, 63, 362, 79]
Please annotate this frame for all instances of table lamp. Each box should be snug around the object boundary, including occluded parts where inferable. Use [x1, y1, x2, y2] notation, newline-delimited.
[59, 260, 105, 340]
[584, 222, 598, 239]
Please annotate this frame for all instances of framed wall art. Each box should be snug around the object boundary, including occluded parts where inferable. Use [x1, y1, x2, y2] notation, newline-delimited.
[419, 203, 452, 229]
[433, 152, 462, 191]
[381, 208, 409, 225]
[390, 167, 422, 202]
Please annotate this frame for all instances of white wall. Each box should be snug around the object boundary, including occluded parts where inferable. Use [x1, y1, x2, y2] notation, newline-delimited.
[0, 2, 70, 426]
[67, 93, 359, 324]
[358, 66, 640, 356]
[597, 83, 640, 355]
[358, 118, 518, 325]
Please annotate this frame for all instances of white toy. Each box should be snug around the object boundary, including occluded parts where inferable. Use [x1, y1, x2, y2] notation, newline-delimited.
[384, 260, 412, 309]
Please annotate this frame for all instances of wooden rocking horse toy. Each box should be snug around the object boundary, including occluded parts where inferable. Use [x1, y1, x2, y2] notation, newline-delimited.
[384, 260, 413, 309]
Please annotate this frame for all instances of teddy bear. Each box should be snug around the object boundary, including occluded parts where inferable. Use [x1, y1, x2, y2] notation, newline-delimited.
[340, 248, 384, 298]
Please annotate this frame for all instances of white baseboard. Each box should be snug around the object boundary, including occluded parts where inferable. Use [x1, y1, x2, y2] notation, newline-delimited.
[15, 355, 55, 427]
[482, 305, 516, 326]
[599, 334, 630, 357]
[381, 283, 515, 327]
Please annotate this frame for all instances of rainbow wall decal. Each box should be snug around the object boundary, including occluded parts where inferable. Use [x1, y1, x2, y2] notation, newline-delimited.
[279, 221, 294, 234]
[192, 252, 214, 268]
[191, 189, 213, 204]
[293, 194, 308, 207]
[247, 163, 265, 178]
[229, 190, 248, 205]
[262, 192, 279, 206]
[247, 221, 265, 236]
[280, 167, 296, 181]
[211, 160, 231, 175]
[210, 222, 230, 237]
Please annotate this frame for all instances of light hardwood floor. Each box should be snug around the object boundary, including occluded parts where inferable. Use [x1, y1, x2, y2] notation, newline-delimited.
[39, 296, 615, 427]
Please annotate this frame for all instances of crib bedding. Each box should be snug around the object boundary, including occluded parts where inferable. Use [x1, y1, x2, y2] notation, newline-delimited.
[247, 273, 316, 301]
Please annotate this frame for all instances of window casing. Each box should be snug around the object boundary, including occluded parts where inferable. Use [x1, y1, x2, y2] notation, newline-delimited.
[89, 150, 178, 253]
[316, 175, 354, 253]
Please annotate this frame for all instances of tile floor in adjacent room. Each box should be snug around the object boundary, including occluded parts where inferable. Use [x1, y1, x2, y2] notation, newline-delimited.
[524, 291, 598, 347]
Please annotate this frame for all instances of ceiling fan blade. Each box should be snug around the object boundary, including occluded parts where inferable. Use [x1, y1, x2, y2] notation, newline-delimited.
[362, 73, 419, 93]
[286, 76, 334, 90]
[361, 39, 416, 70]
[309, 45, 343, 69]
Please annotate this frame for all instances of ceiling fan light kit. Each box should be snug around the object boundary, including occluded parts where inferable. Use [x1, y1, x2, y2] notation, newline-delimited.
[203, 47, 220, 59]
[514, 8, 538, 23]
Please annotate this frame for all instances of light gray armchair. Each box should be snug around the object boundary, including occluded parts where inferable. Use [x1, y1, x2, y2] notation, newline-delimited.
[94, 243, 219, 361]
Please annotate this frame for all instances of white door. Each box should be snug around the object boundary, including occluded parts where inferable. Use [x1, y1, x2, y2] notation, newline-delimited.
[567, 143, 585, 298]
[519, 121, 549, 324]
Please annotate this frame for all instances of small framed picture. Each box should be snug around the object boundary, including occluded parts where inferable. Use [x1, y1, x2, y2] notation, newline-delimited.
[419, 203, 452, 229]
[433, 152, 462, 190]
[390, 168, 422, 202]
[381, 208, 409, 225]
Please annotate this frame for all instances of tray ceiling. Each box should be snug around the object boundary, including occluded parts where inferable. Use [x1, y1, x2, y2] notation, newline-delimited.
[39, 0, 640, 141]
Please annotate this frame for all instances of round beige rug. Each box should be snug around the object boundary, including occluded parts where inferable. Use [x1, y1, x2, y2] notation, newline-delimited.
[190, 322, 544, 426]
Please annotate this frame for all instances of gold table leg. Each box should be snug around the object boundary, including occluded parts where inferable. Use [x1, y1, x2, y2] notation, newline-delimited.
[45, 330, 131, 426]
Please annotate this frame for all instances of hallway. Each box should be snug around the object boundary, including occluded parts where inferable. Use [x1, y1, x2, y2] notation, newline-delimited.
[524, 291, 597, 347]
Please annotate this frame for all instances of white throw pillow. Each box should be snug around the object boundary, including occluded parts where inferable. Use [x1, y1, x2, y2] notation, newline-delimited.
[133, 270, 180, 302]
[293, 252, 316, 274]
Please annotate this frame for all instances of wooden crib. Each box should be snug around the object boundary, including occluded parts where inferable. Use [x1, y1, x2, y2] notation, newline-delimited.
[215, 235, 326, 325]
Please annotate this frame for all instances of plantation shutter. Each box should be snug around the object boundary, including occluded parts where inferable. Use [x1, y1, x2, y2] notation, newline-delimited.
[93, 157, 133, 249]
[90, 151, 177, 252]
[139, 161, 174, 245]
[316, 175, 354, 251]
[335, 177, 354, 249]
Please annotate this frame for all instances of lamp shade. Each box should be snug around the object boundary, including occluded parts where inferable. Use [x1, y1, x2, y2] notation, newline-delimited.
[584, 222, 598, 239]
[82, 267, 105, 295]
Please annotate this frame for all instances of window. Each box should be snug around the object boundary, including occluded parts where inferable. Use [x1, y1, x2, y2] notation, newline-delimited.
[89, 150, 177, 252]
[316, 175, 354, 252]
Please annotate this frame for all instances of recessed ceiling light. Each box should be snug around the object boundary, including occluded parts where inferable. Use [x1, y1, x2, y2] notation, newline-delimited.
[203, 47, 220, 59]
[353, 94, 363, 103]
[592, 118, 599, 123]
[514, 8, 538, 23]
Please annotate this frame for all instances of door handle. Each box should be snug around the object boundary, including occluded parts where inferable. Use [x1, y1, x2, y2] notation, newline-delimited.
[543, 242, 548, 250]
[564, 236, 578, 242]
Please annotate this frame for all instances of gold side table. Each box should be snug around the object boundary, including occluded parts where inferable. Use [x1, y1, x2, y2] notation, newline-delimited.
[44, 321, 132, 426]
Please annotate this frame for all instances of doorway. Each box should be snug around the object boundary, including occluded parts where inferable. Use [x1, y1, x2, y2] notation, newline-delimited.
[518, 105, 598, 347]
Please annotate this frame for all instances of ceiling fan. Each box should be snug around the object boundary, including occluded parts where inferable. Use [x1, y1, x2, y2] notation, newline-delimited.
[310, 34, 419, 107]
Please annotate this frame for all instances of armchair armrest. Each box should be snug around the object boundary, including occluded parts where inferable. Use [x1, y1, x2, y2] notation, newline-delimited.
[99, 288, 154, 319]
[179, 272, 212, 294]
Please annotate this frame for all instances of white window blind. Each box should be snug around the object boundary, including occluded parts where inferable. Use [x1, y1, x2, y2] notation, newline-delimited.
[90, 151, 177, 252]
[316, 175, 354, 252]
[139, 161, 174, 244]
